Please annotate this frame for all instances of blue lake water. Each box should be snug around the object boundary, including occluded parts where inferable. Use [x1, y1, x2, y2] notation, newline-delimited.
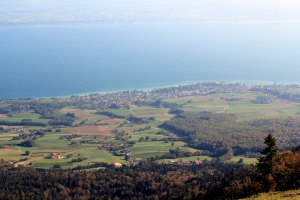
[0, 21, 300, 98]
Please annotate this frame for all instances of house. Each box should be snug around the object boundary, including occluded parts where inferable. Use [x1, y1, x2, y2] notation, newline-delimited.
[194, 160, 202, 165]
[114, 162, 122, 167]
[120, 149, 131, 155]
[129, 158, 142, 165]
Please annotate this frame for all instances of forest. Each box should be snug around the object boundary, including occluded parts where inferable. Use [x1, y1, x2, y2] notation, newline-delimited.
[161, 111, 300, 158]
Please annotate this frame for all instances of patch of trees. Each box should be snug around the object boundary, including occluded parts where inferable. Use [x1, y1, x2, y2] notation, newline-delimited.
[161, 112, 300, 159]
[134, 99, 179, 109]
[251, 86, 300, 102]
[0, 120, 46, 127]
[168, 109, 184, 114]
[95, 111, 126, 119]
[220, 97, 243, 101]
[127, 114, 148, 124]
[0, 107, 11, 114]
[71, 157, 88, 163]
[48, 116, 75, 126]
[18, 140, 35, 147]
[64, 112, 76, 118]
[80, 140, 100, 144]
[145, 148, 212, 161]
[252, 95, 273, 104]
[59, 134, 81, 140]
[12, 131, 44, 141]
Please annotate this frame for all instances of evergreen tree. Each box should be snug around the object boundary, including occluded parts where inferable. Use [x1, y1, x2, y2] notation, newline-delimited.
[257, 133, 278, 174]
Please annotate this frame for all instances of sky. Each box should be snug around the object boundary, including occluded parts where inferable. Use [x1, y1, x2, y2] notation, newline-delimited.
[1, 0, 300, 25]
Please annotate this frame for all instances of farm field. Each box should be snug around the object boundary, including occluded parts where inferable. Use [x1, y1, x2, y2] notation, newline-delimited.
[4, 111, 49, 123]
[1, 90, 300, 169]
[59, 108, 107, 124]
[131, 105, 174, 122]
[31, 148, 125, 169]
[165, 92, 300, 121]
[224, 155, 258, 165]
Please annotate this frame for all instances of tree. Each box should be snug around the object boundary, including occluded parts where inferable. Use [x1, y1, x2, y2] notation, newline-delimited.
[25, 150, 30, 156]
[171, 141, 175, 146]
[125, 155, 130, 161]
[257, 133, 278, 174]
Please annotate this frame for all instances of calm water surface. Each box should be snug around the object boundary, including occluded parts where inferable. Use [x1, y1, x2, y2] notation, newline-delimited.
[0, 21, 300, 98]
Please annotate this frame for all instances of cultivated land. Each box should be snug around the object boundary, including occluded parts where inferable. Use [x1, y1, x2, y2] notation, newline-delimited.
[1, 85, 300, 169]
[165, 92, 300, 121]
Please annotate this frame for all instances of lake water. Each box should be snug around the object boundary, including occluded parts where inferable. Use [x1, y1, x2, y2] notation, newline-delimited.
[1, 21, 300, 98]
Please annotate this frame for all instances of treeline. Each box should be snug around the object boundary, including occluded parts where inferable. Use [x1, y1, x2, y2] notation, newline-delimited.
[127, 114, 149, 124]
[134, 99, 179, 110]
[251, 86, 300, 102]
[145, 148, 213, 161]
[95, 111, 126, 119]
[252, 95, 273, 104]
[161, 112, 300, 158]
[0, 120, 46, 127]
[48, 116, 76, 126]
[205, 134, 300, 199]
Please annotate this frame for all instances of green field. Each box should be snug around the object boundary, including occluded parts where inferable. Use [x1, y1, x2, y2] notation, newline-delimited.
[157, 156, 213, 164]
[165, 92, 300, 121]
[128, 141, 188, 154]
[4, 111, 49, 123]
[1, 90, 300, 168]
[225, 155, 258, 165]
[131, 105, 174, 122]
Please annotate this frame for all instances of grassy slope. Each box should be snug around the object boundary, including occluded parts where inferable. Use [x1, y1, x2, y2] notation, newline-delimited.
[243, 189, 300, 200]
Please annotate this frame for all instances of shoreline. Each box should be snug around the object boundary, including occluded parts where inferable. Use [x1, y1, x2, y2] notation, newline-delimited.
[34, 79, 300, 100]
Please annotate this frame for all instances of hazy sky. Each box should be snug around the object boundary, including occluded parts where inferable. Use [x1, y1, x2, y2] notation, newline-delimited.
[1, 0, 300, 25]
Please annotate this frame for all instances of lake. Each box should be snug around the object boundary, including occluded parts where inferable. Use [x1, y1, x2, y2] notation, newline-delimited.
[1, 21, 300, 98]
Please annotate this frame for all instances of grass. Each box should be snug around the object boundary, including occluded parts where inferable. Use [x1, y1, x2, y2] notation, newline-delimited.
[29, 148, 126, 169]
[165, 92, 300, 121]
[224, 155, 258, 165]
[128, 141, 189, 154]
[130, 152, 167, 160]
[131, 105, 174, 122]
[243, 189, 300, 200]
[157, 155, 213, 164]
[5, 111, 49, 123]
[0, 151, 24, 161]
[128, 130, 167, 140]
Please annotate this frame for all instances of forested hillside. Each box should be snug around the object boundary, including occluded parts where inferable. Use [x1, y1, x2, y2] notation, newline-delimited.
[0, 161, 240, 200]
[162, 112, 300, 158]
